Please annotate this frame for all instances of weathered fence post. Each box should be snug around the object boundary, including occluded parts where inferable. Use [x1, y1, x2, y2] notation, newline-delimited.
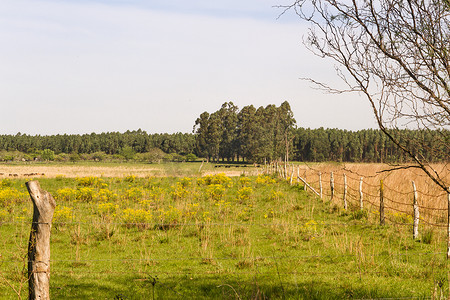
[319, 172, 323, 200]
[330, 172, 334, 202]
[343, 174, 348, 210]
[26, 181, 56, 300]
[303, 170, 308, 192]
[380, 180, 385, 226]
[412, 181, 419, 240]
[447, 188, 450, 259]
[359, 177, 364, 210]
[289, 165, 294, 185]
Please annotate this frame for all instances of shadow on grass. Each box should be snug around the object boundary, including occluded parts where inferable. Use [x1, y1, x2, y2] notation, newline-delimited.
[50, 273, 431, 299]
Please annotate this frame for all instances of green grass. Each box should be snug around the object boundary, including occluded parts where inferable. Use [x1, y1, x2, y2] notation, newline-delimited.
[0, 174, 447, 299]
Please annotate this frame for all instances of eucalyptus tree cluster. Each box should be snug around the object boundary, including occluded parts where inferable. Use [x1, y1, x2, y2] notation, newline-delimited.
[193, 101, 297, 163]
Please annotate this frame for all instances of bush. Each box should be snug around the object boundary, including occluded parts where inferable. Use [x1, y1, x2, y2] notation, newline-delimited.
[185, 153, 197, 162]
[119, 146, 136, 161]
[91, 151, 107, 162]
[41, 149, 55, 161]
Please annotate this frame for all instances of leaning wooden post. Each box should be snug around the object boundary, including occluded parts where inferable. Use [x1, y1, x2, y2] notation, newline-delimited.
[26, 181, 56, 300]
[359, 177, 364, 210]
[343, 174, 348, 210]
[330, 172, 334, 202]
[319, 172, 323, 200]
[412, 181, 419, 240]
[380, 180, 385, 226]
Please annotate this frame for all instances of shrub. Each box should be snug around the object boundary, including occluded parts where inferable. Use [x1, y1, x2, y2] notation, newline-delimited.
[237, 187, 253, 201]
[239, 176, 251, 186]
[201, 173, 232, 187]
[0, 179, 13, 187]
[119, 146, 136, 161]
[97, 202, 119, 220]
[185, 153, 197, 162]
[41, 149, 55, 161]
[121, 208, 153, 229]
[124, 187, 145, 201]
[255, 175, 276, 185]
[171, 182, 187, 200]
[0, 188, 26, 207]
[95, 189, 118, 202]
[124, 175, 137, 183]
[76, 187, 95, 202]
[53, 206, 73, 224]
[76, 176, 107, 188]
[55, 188, 77, 202]
[205, 184, 226, 200]
[0, 208, 9, 222]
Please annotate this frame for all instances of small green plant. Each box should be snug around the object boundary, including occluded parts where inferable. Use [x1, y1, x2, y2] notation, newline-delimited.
[421, 228, 433, 244]
[350, 209, 368, 220]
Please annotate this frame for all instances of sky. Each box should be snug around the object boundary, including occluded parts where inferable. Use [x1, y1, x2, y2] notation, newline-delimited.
[0, 0, 377, 135]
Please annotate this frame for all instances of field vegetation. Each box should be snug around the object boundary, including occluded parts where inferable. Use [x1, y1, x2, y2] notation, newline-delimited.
[0, 162, 448, 299]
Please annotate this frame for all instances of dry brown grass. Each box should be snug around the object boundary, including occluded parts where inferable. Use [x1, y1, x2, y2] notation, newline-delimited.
[0, 164, 160, 178]
[0, 163, 259, 179]
[296, 163, 449, 226]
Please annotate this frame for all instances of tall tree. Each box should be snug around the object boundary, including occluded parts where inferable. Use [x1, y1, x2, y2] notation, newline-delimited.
[218, 102, 239, 161]
[280, 0, 449, 191]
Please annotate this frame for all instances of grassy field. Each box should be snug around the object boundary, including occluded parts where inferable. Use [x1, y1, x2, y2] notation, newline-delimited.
[0, 162, 449, 299]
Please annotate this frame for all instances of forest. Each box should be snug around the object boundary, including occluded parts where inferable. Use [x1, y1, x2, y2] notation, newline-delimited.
[0, 101, 447, 163]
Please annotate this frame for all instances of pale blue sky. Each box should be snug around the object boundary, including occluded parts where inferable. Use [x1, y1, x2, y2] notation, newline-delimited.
[0, 0, 376, 135]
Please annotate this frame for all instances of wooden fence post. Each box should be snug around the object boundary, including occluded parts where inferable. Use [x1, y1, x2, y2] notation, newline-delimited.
[343, 174, 348, 210]
[289, 165, 294, 185]
[380, 180, 385, 226]
[412, 181, 419, 240]
[359, 177, 364, 210]
[26, 181, 56, 300]
[304, 170, 307, 191]
[447, 188, 450, 259]
[319, 172, 323, 200]
[330, 172, 334, 202]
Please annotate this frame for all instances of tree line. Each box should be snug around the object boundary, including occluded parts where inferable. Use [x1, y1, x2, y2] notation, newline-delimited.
[0, 101, 447, 163]
[293, 128, 448, 163]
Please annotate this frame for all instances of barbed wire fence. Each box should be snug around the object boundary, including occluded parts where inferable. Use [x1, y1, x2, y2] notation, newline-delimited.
[268, 162, 449, 230]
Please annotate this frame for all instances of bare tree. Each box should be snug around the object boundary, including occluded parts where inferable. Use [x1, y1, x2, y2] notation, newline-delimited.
[278, 0, 449, 191]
